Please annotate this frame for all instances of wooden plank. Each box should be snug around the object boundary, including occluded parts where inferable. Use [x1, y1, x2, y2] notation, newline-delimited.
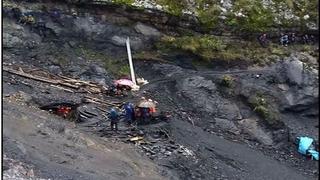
[84, 96, 122, 106]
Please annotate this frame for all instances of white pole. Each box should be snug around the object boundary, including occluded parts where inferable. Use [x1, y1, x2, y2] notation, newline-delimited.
[126, 37, 137, 85]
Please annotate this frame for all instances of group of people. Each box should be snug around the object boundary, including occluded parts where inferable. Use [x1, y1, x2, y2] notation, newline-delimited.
[107, 100, 156, 131]
[258, 32, 316, 47]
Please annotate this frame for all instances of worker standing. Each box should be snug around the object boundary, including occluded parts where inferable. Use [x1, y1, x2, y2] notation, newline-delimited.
[108, 108, 119, 131]
[124, 103, 134, 125]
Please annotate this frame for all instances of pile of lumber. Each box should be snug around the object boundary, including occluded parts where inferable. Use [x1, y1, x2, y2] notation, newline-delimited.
[3, 65, 108, 94]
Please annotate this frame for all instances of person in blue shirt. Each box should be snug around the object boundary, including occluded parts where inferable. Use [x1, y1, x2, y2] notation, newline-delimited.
[124, 103, 134, 125]
[280, 33, 289, 46]
[108, 108, 119, 131]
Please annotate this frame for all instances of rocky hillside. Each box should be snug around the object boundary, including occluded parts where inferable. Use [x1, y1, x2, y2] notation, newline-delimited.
[2, 0, 319, 180]
[63, 0, 319, 33]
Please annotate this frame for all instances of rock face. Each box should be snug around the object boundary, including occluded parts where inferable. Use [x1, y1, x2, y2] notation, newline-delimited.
[276, 55, 319, 116]
[239, 118, 274, 146]
[80, 64, 113, 86]
[177, 76, 241, 121]
[134, 22, 161, 37]
[283, 56, 304, 86]
[213, 118, 240, 135]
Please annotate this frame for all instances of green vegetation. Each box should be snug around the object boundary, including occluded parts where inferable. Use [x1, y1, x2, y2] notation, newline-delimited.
[119, 65, 130, 76]
[157, 35, 226, 61]
[226, 0, 275, 32]
[150, 0, 318, 32]
[248, 93, 281, 128]
[273, 0, 318, 30]
[220, 75, 234, 88]
[157, 34, 292, 65]
[111, 0, 134, 6]
[155, 0, 188, 16]
[195, 1, 222, 29]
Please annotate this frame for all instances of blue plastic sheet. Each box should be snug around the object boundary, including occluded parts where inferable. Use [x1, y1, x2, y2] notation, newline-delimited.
[308, 150, 319, 160]
[297, 136, 319, 160]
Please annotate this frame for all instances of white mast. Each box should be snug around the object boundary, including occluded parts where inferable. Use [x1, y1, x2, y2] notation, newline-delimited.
[126, 37, 137, 85]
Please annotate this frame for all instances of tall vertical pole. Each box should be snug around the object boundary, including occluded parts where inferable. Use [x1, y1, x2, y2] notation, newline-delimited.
[126, 37, 136, 85]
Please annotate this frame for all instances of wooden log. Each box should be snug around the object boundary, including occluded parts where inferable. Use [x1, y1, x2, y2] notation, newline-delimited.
[50, 85, 74, 93]
[4, 66, 80, 89]
[59, 75, 100, 87]
[4, 66, 60, 85]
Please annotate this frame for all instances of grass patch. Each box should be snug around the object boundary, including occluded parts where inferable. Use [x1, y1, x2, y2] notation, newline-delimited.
[248, 93, 282, 129]
[220, 75, 234, 88]
[157, 34, 304, 66]
[111, 0, 134, 6]
[155, 0, 188, 16]
[157, 35, 226, 61]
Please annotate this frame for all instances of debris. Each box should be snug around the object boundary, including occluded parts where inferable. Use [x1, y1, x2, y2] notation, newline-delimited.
[137, 99, 156, 108]
[114, 79, 134, 87]
[3, 66, 108, 94]
[130, 136, 144, 142]
[137, 78, 149, 85]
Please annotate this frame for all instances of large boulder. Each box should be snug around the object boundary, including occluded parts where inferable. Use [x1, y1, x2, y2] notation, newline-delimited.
[281, 54, 318, 87]
[283, 56, 304, 85]
[110, 35, 143, 50]
[134, 22, 161, 37]
[278, 54, 319, 115]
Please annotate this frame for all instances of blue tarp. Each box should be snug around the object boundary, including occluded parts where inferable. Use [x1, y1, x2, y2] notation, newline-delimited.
[297, 136, 319, 160]
[308, 150, 319, 160]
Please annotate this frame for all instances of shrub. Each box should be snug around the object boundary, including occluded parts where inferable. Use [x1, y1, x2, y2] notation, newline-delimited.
[248, 94, 282, 128]
[155, 0, 188, 16]
[196, 1, 222, 29]
[220, 75, 234, 88]
[158, 35, 226, 61]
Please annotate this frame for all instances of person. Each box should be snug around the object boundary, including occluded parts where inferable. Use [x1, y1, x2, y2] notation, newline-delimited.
[141, 107, 150, 121]
[35, 18, 46, 37]
[302, 34, 309, 44]
[289, 32, 296, 44]
[11, 7, 22, 21]
[108, 108, 119, 131]
[124, 103, 134, 125]
[309, 35, 315, 45]
[280, 33, 289, 46]
[258, 33, 268, 47]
